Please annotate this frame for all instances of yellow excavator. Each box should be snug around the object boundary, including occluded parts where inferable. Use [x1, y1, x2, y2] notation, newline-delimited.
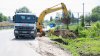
[37, 3, 68, 36]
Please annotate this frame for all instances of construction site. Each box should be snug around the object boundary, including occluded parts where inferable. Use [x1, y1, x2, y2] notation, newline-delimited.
[0, 0, 100, 56]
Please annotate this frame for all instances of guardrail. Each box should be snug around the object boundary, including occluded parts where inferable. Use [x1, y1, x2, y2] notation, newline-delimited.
[0, 21, 14, 29]
[0, 26, 14, 29]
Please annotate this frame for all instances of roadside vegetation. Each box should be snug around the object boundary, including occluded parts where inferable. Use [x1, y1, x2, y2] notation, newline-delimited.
[48, 6, 100, 56]
[0, 13, 13, 30]
[49, 22, 100, 56]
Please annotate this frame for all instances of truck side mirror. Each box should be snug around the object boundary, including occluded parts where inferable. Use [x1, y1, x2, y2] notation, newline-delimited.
[13, 16, 15, 23]
[34, 15, 38, 22]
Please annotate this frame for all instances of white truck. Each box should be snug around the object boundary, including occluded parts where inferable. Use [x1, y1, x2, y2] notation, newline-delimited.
[13, 13, 37, 39]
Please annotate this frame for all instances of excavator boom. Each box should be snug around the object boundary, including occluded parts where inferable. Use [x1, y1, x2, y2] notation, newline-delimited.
[37, 3, 68, 33]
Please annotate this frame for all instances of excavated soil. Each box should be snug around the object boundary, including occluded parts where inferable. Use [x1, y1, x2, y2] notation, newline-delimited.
[53, 29, 77, 39]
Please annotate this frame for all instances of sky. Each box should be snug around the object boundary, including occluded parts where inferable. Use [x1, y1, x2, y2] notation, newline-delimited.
[0, 0, 100, 20]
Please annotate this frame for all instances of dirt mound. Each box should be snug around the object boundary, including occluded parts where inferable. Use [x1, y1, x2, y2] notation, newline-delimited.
[53, 29, 77, 39]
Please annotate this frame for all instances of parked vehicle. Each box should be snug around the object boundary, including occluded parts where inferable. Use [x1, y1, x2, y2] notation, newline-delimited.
[13, 13, 37, 39]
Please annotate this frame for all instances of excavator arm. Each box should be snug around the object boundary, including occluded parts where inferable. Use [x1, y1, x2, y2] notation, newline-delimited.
[37, 3, 68, 33]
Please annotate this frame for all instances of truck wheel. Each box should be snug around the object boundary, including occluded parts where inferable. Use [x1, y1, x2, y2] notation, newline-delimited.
[15, 36, 19, 39]
[31, 36, 35, 39]
[32, 31, 37, 39]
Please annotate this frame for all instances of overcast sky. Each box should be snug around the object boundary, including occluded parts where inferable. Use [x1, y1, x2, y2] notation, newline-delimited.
[0, 0, 100, 19]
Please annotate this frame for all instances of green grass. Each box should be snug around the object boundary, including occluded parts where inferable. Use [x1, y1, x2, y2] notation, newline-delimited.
[50, 35, 100, 56]
[68, 37, 100, 56]
[69, 24, 78, 30]
[49, 22, 100, 56]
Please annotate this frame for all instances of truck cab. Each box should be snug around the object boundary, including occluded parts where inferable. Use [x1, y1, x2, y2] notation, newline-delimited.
[13, 13, 37, 39]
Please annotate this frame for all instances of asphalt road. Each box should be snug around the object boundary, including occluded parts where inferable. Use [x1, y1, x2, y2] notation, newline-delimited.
[0, 29, 41, 56]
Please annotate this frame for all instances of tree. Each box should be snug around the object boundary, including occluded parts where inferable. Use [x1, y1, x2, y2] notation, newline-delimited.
[3, 16, 7, 21]
[70, 13, 78, 23]
[0, 13, 3, 22]
[15, 6, 31, 13]
[91, 6, 100, 22]
[80, 15, 85, 27]
[61, 11, 71, 29]
[78, 6, 100, 27]
[0, 13, 7, 22]
[92, 6, 100, 13]
[84, 6, 100, 22]
[85, 15, 91, 22]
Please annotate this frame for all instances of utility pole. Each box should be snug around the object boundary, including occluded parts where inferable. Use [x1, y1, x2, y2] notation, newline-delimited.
[83, 3, 84, 25]
[77, 13, 80, 24]
[81, 3, 85, 27]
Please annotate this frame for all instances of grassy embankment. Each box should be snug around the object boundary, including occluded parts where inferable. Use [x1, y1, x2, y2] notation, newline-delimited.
[49, 22, 100, 56]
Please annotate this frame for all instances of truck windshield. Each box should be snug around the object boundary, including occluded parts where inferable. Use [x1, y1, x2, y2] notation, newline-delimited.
[13, 15, 37, 23]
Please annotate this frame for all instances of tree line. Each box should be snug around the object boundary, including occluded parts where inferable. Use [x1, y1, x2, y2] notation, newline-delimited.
[62, 6, 100, 26]
[0, 13, 7, 22]
[84, 6, 100, 22]
[0, 6, 99, 23]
